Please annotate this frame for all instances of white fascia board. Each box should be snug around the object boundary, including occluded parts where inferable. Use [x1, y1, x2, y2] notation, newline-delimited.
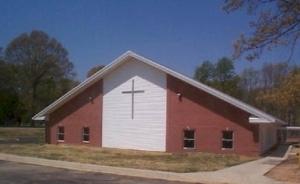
[249, 116, 286, 124]
[280, 126, 300, 130]
[32, 116, 46, 121]
[249, 116, 273, 123]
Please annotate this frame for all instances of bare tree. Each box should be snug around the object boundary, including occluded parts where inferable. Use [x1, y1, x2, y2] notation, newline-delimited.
[224, 0, 300, 61]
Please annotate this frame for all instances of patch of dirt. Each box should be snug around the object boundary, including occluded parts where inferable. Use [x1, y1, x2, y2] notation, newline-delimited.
[291, 147, 300, 154]
[266, 156, 300, 183]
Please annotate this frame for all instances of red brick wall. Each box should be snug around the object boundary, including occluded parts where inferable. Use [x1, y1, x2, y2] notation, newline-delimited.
[166, 75, 260, 156]
[46, 80, 103, 146]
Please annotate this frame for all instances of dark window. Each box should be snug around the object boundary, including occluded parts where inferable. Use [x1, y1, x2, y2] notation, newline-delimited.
[222, 131, 233, 149]
[82, 127, 90, 142]
[57, 127, 64, 141]
[183, 130, 195, 149]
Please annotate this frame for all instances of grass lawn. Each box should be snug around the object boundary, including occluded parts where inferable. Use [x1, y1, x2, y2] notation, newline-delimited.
[0, 127, 256, 173]
[0, 127, 44, 143]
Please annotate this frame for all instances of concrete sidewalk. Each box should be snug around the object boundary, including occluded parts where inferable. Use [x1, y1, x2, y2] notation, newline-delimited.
[195, 144, 292, 184]
[0, 145, 292, 184]
[186, 156, 286, 184]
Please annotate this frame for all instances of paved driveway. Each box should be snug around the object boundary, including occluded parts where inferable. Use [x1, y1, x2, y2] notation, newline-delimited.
[0, 161, 192, 184]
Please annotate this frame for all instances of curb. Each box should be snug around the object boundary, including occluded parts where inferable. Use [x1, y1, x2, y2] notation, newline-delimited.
[0, 150, 291, 184]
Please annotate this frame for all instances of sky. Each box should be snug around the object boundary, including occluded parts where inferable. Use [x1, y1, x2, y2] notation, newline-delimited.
[0, 0, 299, 81]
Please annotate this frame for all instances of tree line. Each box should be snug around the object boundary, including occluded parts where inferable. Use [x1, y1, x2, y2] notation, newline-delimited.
[194, 58, 300, 126]
[193, 0, 300, 126]
[0, 29, 299, 127]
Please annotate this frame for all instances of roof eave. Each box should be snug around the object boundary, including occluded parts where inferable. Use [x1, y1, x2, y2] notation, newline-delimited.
[249, 116, 274, 124]
[32, 51, 286, 125]
[32, 116, 47, 121]
[249, 116, 286, 124]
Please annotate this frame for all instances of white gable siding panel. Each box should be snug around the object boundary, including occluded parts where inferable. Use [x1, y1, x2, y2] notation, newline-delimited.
[102, 59, 166, 151]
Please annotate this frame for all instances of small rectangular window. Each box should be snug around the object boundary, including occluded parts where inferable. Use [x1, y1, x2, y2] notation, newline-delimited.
[222, 131, 233, 149]
[82, 127, 90, 142]
[57, 126, 64, 141]
[183, 130, 195, 149]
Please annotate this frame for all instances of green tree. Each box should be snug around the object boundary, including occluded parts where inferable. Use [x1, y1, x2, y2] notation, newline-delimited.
[5, 30, 76, 126]
[213, 57, 240, 97]
[224, 0, 300, 61]
[0, 89, 21, 126]
[87, 65, 105, 78]
[194, 57, 240, 97]
[194, 60, 215, 84]
[214, 57, 236, 83]
[0, 58, 22, 126]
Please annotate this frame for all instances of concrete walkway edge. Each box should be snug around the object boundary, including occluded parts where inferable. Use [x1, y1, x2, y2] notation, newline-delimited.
[0, 145, 293, 184]
[0, 153, 202, 183]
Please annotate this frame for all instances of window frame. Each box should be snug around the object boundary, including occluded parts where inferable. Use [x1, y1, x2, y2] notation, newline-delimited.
[57, 126, 65, 142]
[221, 130, 234, 150]
[183, 129, 196, 149]
[82, 127, 90, 143]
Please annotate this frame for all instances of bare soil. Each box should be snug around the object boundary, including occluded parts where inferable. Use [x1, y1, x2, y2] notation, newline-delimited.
[266, 155, 300, 183]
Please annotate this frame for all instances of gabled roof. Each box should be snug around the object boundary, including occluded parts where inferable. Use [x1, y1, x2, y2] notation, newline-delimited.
[32, 51, 285, 124]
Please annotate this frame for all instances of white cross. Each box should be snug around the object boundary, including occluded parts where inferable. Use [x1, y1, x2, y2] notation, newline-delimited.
[122, 79, 145, 119]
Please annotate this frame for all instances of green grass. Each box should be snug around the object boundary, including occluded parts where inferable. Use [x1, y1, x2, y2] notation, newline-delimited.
[0, 127, 44, 143]
[0, 128, 256, 172]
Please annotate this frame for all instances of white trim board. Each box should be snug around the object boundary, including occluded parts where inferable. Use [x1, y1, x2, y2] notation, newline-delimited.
[32, 51, 286, 124]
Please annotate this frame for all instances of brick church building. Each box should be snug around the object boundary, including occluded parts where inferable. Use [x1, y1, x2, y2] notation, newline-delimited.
[33, 51, 284, 156]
